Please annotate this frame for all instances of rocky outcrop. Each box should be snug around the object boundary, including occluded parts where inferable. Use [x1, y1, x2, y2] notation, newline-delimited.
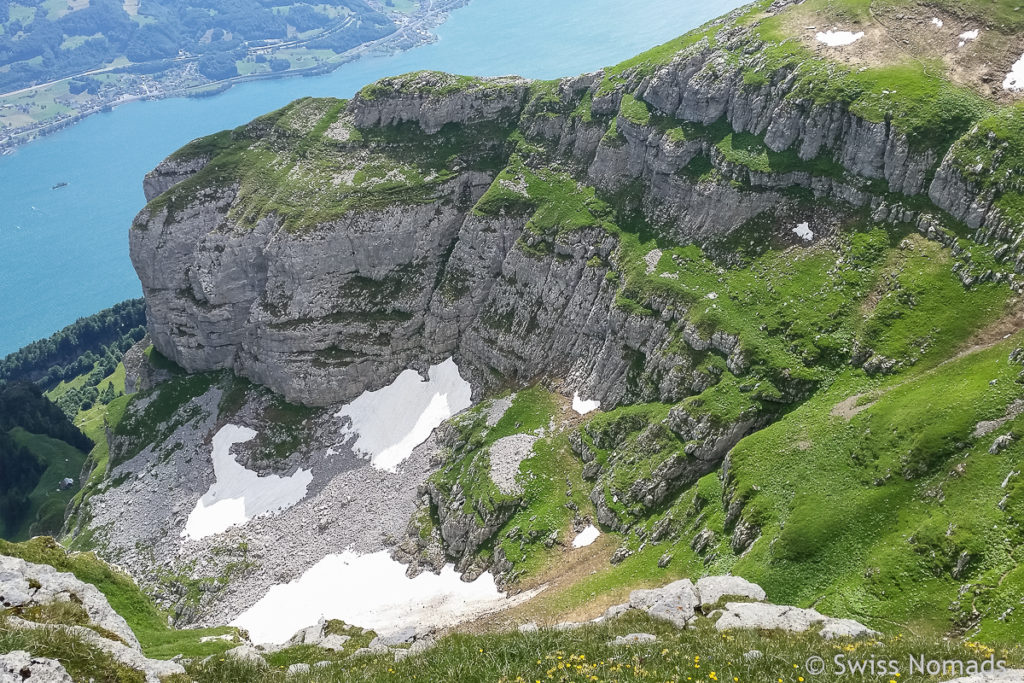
[572, 397, 775, 532]
[594, 575, 876, 640]
[426, 477, 520, 573]
[929, 160, 997, 230]
[393, 497, 451, 578]
[3, 614, 185, 682]
[633, 47, 936, 196]
[350, 72, 531, 134]
[143, 153, 214, 202]
[714, 602, 878, 640]
[133, 0, 1011, 410]
[666, 405, 771, 472]
[285, 619, 351, 651]
[695, 575, 765, 608]
[122, 334, 171, 395]
[0, 553, 188, 681]
[0, 651, 73, 683]
[0, 554, 139, 649]
[720, 452, 762, 556]
[628, 578, 701, 628]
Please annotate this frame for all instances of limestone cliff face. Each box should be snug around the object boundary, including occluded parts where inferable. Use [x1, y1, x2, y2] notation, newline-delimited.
[348, 72, 532, 133]
[131, 75, 676, 408]
[133, 173, 494, 406]
[131, 5, 1017, 409]
[634, 55, 938, 196]
[132, 168, 639, 408]
[143, 155, 215, 201]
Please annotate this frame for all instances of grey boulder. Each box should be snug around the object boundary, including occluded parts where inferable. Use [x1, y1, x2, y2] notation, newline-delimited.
[371, 626, 418, 647]
[603, 603, 630, 619]
[696, 575, 766, 608]
[0, 554, 140, 649]
[0, 650, 73, 683]
[715, 602, 877, 640]
[285, 619, 350, 651]
[608, 633, 658, 646]
[225, 644, 268, 666]
[642, 579, 700, 628]
[320, 634, 351, 651]
[943, 673, 1024, 683]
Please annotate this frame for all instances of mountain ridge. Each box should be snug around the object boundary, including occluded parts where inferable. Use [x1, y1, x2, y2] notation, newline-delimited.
[6, 0, 1021, 670]
[132, 0, 1023, 406]
[103, 0, 1024, 642]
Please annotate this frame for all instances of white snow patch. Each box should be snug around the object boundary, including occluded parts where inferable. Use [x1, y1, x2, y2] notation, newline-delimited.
[958, 29, 979, 47]
[1004, 53, 1024, 91]
[572, 525, 601, 548]
[815, 30, 864, 47]
[931, 17, 943, 28]
[572, 392, 600, 415]
[334, 358, 472, 472]
[231, 550, 541, 644]
[793, 222, 814, 240]
[183, 425, 313, 540]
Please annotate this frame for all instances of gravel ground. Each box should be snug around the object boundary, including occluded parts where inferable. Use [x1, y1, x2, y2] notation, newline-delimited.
[82, 385, 450, 633]
[484, 395, 514, 427]
[487, 434, 538, 495]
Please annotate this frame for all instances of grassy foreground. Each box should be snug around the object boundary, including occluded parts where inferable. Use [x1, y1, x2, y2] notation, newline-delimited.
[5, 536, 1023, 682]
[0, 612, 146, 683]
[178, 613, 1022, 682]
[0, 537, 236, 660]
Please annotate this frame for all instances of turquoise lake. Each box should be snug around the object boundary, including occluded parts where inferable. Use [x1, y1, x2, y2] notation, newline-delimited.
[0, 0, 746, 355]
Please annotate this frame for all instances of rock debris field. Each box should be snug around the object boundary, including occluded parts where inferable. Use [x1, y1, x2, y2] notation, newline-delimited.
[80, 359, 529, 641]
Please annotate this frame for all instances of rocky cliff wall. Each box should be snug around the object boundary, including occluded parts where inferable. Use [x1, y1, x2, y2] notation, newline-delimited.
[131, 2, 1020, 408]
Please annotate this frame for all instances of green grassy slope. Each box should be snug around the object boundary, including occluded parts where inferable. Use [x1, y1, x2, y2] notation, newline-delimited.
[5, 0, 1021, 670]
[181, 614, 1024, 682]
[728, 337, 1024, 641]
[4, 535, 1023, 683]
[384, 0, 1024, 643]
[1, 428, 86, 541]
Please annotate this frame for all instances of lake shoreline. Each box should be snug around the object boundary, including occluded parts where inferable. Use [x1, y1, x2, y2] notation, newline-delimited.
[0, 0, 747, 356]
[0, 0, 470, 155]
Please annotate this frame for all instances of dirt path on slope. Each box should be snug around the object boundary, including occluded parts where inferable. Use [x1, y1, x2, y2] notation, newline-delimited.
[832, 303, 1024, 421]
